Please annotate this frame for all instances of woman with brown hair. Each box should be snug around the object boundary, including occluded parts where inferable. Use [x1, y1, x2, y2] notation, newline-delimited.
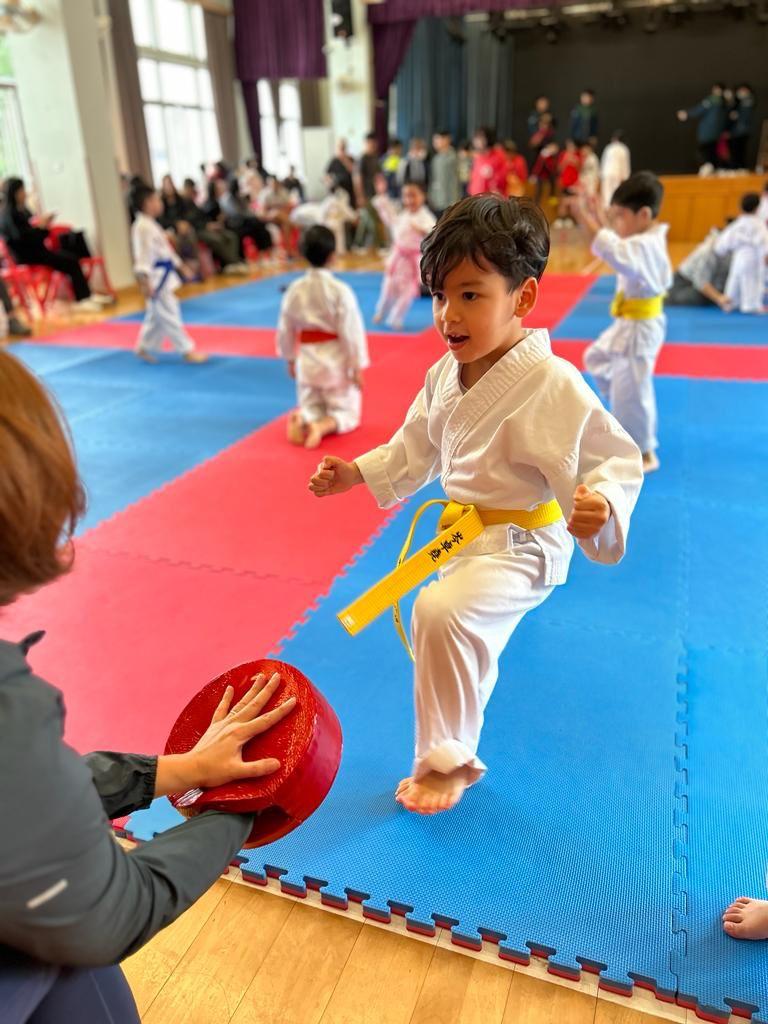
[0, 350, 296, 1022]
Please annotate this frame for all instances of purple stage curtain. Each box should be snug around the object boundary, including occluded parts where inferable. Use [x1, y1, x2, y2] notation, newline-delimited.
[233, 0, 326, 80]
[368, 0, 539, 21]
[233, 0, 325, 163]
[240, 80, 261, 160]
[372, 20, 416, 148]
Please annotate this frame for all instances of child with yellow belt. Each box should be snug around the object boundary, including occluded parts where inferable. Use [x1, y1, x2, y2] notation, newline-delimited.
[309, 196, 643, 815]
[576, 171, 673, 473]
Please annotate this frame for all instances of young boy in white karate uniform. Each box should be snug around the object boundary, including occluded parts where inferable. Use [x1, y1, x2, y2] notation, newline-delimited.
[600, 131, 631, 207]
[714, 192, 768, 314]
[575, 172, 672, 475]
[309, 195, 643, 814]
[277, 225, 369, 450]
[372, 181, 436, 330]
[131, 185, 206, 364]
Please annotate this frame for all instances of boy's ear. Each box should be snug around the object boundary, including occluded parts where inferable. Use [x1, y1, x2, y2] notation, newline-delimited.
[640, 205, 653, 224]
[514, 277, 539, 319]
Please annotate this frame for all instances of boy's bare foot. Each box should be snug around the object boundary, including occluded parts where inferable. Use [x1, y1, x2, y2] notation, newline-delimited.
[372, 312, 383, 324]
[135, 347, 158, 364]
[722, 897, 768, 940]
[304, 422, 326, 449]
[286, 410, 306, 445]
[395, 766, 475, 815]
[304, 415, 337, 450]
[184, 351, 208, 363]
[718, 296, 734, 312]
[642, 450, 660, 474]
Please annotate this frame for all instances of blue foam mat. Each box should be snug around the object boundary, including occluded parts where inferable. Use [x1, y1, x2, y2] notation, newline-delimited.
[553, 276, 768, 346]
[115, 272, 435, 333]
[96, 373, 768, 1017]
[10, 345, 295, 533]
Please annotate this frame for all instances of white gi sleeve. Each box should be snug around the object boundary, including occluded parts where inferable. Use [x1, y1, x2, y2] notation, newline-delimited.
[592, 228, 656, 281]
[713, 222, 737, 257]
[372, 194, 397, 230]
[131, 218, 153, 278]
[540, 373, 643, 565]
[355, 370, 441, 508]
[275, 287, 298, 362]
[337, 284, 370, 370]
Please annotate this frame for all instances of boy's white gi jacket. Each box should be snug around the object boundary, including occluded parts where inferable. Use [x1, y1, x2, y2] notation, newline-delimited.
[356, 329, 644, 585]
[131, 212, 182, 293]
[276, 268, 369, 389]
[592, 224, 673, 357]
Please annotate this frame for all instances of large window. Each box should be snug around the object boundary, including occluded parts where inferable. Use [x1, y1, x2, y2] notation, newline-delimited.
[258, 79, 304, 179]
[130, 0, 221, 184]
[0, 36, 31, 183]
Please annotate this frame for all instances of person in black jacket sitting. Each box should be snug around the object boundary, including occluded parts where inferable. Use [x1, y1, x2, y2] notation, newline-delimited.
[177, 178, 246, 275]
[0, 178, 109, 313]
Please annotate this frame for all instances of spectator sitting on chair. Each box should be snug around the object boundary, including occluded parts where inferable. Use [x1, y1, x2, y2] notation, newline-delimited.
[0, 277, 32, 337]
[160, 175, 201, 278]
[204, 179, 272, 257]
[0, 178, 109, 313]
[178, 179, 245, 275]
[283, 166, 305, 203]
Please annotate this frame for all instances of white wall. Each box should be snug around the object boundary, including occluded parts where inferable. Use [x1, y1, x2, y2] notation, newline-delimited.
[323, 0, 374, 156]
[9, 0, 133, 287]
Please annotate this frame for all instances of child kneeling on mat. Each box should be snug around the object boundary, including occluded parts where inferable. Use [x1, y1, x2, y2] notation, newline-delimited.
[277, 225, 369, 449]
[309, 195, 644, 815]
[131, 184, 207, 364]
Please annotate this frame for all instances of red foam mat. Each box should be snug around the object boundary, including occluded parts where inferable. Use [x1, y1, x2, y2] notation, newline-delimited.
[553, 339, 768, 380]
[1, 545, 325, 753]
[39, 322, 282, 358]
[83, 331, 442, 577]
[531, 274, 597, 331]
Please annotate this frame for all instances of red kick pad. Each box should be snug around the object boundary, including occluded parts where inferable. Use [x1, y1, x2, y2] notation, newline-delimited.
[165, 659, 342, 847]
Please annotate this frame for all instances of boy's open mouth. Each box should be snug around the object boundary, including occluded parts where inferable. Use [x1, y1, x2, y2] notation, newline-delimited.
[446, 333, 469, 349]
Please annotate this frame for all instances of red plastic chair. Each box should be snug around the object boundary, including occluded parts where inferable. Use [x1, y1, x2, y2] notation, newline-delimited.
[44, 225, 118, 303]
[0, 238, 51, 318]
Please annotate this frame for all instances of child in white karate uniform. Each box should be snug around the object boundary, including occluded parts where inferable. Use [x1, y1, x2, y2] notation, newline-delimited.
[372, 182, 436, 330]
[277, 225, 369, 450]
[575, 172, 672, 475]
[131, 185, 206, 364]
[309, 195, 643, 814]
[714, 192, 768, 314]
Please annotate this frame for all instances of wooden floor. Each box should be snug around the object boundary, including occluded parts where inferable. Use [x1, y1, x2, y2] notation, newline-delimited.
[57, 234, 702, 1023]
[121, 865, 714, 1024]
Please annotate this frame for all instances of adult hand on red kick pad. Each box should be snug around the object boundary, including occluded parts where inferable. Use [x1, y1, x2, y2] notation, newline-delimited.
[165, 659, 343, 848]
[189, 672, 297, 788]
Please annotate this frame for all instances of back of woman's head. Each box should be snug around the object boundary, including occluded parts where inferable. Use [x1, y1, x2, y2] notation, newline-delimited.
[0, 353, 84, 606]
[4, 177, 24, 207]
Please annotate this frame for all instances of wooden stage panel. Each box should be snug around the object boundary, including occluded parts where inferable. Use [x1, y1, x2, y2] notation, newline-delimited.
[659, 173, 766, 242]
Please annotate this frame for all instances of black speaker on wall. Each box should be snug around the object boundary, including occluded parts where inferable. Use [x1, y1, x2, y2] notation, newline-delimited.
[331, 0, 353, 38]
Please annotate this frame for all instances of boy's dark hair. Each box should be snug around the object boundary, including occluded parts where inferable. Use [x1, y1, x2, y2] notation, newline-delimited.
[741, 192, 760, 213]
[131, 184, 157, 212]
[183, 177, 196, 190]
[420, 195, 549, 291]
[402, 180, 426, 195]
[302, 225, 336, 267]
[611, 171, 664, 216]
[365, 131, 377, 142]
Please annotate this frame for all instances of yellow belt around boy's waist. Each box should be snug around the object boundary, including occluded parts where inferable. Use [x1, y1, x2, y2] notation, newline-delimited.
[337, 497, 563, 659]
[609, 292, 665, 320]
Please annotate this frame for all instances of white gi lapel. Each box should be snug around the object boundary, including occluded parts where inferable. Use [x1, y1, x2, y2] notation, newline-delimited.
[441, 330, 553, 470]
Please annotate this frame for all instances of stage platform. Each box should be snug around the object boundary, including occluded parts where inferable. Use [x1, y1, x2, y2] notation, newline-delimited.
[659, 173, 765, 242]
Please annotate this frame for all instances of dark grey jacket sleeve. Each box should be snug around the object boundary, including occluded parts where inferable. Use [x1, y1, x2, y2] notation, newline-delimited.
[0, 640, 253, 968]
[83, 751, 158, 820]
